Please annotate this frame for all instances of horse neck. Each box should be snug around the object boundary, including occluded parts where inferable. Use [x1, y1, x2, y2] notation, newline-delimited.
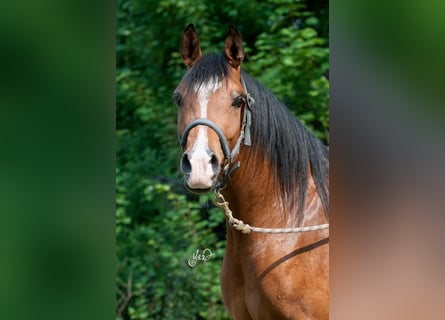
[221, 149, 287, 229]
[221, 148, 328, 231]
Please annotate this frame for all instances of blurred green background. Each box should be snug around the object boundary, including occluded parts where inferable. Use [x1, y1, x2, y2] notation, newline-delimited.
[0, 0, 113, 319]
[116, 0, 328, 319]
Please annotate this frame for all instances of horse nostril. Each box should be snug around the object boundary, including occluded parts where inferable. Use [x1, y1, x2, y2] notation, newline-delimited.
[181, 153, 191, 174]
[181, 151, 219, 176]
[209, 153, 219, 173]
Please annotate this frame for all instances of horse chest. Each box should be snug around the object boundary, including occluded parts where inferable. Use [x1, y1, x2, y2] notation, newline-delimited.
[221, 236, 328, 319]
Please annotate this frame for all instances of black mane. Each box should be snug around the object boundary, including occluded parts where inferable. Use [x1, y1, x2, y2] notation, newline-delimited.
[242, 71, 329, 224]
[178, 53, 329, 224]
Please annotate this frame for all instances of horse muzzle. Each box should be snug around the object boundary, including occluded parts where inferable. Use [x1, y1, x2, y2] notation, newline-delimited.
[178, 119, 228, 193]
[180, 149, 220, 194]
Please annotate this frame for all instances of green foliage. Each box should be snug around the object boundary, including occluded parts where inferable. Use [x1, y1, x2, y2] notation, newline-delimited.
[117, 181, 229, 319]
[117, 0, 328, 318]
[245, 0, 329, 142]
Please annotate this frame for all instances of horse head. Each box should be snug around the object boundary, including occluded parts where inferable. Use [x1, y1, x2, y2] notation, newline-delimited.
[174, 24, 252, 194]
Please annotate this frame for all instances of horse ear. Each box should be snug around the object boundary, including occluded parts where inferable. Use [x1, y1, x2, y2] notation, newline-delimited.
[224, 26, 244, 69]
[181, 24, 202, 68]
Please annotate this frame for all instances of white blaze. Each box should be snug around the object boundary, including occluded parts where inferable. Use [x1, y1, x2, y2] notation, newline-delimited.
[187, 78, 221, 189]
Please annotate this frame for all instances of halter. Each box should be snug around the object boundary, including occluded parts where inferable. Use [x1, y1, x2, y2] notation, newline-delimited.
[178, 76, 254, 190]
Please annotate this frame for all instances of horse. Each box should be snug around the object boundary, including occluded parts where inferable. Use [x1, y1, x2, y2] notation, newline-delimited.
[173, 24, 329, 320]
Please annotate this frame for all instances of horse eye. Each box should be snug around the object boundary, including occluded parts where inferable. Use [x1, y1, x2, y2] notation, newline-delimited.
[172, 92, 182, 107]
[232, 96, 245, 108]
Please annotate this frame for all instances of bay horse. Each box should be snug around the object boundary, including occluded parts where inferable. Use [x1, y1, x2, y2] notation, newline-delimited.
[174, 24, 329, 320]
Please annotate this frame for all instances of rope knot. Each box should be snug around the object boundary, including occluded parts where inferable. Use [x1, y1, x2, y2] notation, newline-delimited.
[231, 219, 251, 234]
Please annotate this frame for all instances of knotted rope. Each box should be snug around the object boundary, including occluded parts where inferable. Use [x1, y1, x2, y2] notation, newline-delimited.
[214, 191, 329, 234]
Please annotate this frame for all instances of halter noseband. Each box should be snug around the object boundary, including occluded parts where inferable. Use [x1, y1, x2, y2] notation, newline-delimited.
[178, 77, 254, 190]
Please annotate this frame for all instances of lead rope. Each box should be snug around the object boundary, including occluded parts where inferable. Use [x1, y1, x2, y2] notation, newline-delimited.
[214, 191, 329, 234]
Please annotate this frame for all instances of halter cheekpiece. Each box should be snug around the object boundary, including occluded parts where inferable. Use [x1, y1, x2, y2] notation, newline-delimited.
[178, 76, 254, 190]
